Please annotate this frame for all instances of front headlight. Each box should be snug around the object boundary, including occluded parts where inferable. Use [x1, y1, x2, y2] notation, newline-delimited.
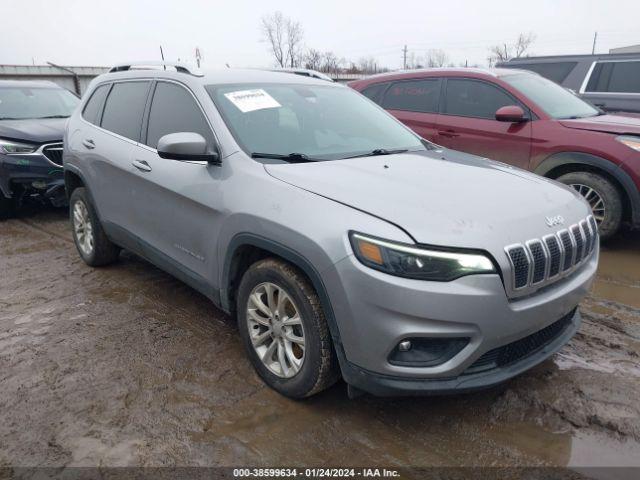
[0, 138, 37, 154]
[349, 232, 496, 281]
[616, 135, 640, 152]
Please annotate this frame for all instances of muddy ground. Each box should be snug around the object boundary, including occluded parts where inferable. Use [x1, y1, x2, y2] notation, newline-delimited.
[1, 208, 639, 475]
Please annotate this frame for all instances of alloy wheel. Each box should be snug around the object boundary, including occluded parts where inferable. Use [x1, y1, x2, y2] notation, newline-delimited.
[570, 183, 606, 224]
[246, 282, 305, 378]
[73, 200, 94, 256]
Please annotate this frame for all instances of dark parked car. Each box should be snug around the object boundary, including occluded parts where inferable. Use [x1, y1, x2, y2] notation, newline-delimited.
[0, 80, 79, 218]
[497, 53, 640, 115]
[349, 68, 640, 239]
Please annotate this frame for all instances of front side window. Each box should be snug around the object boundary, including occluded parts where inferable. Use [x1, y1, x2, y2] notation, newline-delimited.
[100, 81, 150, 141]
[383, 79, 441, 113]
[444, 79, 515, 119]
[503, 73, 599, 119]
[207, 83, 425, 160]
[0, 86, 79, 120]
[82, 84, 109, 125]
[586, 61, 640, 94]
[146, 82, 213, 149]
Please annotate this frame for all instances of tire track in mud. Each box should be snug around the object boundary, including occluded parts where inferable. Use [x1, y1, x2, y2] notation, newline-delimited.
[2, 212, 640, 469]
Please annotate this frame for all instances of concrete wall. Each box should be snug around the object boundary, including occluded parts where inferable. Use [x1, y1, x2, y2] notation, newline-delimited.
[609, 44, 640, 54]
[0, 65, 109, 96]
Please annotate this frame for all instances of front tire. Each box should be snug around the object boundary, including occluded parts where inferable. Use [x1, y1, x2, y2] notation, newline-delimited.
[236, 258, 339, 398]
[0, 194, 16, 220]
[556, 171, 622, 240]
[69, 187, 120, 266]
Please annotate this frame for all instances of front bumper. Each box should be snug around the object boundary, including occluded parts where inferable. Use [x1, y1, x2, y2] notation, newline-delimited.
[323, 245, 597, 395]
[341, 308, 580, 396]
[0, 149, 65, 202]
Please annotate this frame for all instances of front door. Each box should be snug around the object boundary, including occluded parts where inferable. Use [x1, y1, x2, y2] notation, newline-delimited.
[436, 78, 532, 170]
[128, 80, 224, 284]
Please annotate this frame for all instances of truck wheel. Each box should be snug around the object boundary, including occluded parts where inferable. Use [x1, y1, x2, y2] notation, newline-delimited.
[69, 187, 120, 266]
[236, 258, 339, 398]
[556, 171, 622, 240]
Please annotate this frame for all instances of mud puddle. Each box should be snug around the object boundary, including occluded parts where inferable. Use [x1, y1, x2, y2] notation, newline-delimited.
[1, 210, 639, 472]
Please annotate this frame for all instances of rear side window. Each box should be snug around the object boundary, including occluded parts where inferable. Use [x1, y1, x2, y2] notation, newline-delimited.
[100, 81, 150, 141]
[82, 84, 109, 125]
[503, 62, 577, 84]
[586, 61, 640, 93]
[360, 83, 388, 105]
[145, 82, 213, 149]
[444, 79, 515, 119]
[382, 79, 441, 113]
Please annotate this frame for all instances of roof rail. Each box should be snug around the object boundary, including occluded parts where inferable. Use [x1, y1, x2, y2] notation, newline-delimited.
[108, 61, 204, 77]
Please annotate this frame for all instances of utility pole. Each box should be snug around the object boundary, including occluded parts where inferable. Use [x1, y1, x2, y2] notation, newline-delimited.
[402, 45, 408, 70]
[592, 32, 598, 54]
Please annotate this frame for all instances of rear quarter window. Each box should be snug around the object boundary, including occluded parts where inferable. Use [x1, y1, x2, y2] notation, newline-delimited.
[586, 61, 640, 94]
[82, 84, 109, 125]
[100, 81, 150, 141]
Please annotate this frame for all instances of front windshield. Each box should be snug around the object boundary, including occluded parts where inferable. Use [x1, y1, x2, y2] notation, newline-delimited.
[502, 73, 599, 120]
[207, 83, 426, 160]
[0, 87, 79, 120]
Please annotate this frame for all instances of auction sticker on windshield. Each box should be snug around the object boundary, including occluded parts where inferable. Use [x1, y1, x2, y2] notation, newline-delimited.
[224, 89, 281, 113]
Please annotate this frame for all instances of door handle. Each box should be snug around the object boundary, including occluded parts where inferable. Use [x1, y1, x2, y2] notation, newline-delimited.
[437, 130, 459, 138]
[82, 139, 95, 149]
[132, 159, 152, 172]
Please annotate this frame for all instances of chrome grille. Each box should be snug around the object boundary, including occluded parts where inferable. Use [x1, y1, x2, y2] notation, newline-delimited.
[505, 215, 597, 293]
[42, 143, 64, 166]
[558, 230, 574, 272]
[543, 235, 561, 278]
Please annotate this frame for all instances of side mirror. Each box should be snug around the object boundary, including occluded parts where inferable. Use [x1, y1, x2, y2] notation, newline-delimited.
[495, 105, 527, 123]
[157, 132, 220, 164]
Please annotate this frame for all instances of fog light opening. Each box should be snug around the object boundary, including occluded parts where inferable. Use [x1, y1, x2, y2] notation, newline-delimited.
[388, 337, 469, 367]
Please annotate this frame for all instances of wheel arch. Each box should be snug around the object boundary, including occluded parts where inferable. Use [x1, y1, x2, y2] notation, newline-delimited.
[221, 233, 347, 368]
[535, 152, 640, 227]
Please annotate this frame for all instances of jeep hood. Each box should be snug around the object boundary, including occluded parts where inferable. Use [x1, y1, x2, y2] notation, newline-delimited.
[559, 114, 640, 136]
[0, 118, 67, 144]
[265, 149, 589, 250]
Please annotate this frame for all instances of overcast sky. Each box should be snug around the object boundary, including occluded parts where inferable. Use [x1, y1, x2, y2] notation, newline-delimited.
[2, 0, 639, 69]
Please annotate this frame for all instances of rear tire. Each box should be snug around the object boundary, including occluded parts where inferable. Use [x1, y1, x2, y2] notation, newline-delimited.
[556, 171, 622, 240]
[236, 258, 339, 398]
[69, 187, 120, 266]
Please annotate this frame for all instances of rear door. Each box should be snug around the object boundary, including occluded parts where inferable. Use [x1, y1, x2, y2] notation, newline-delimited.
[436, 78, 532, 169]
[128, 80, 222, 282]
[84, 80, 151, 235]
[379, 78, 442, 142]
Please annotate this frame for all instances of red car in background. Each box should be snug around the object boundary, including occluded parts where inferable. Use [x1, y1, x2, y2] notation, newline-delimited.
[349, 69, 640, 239]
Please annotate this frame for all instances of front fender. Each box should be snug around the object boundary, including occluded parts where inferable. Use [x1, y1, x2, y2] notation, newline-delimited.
[535, 151, 640, 227]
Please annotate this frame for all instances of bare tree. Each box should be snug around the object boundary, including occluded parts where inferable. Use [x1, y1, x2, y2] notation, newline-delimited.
[321, 51, 342, 74]
[487, 32, 535, 65]
[261, 11, 304, 68]
[357, 56, 378, 74]
[303, 48, 323, 70]
[426, 49, 449, 68]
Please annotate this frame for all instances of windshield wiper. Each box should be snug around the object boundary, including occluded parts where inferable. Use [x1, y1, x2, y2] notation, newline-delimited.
[251, 152, 319, 163]
[343, 148, 409, 159]
[36, 115, 70, 119]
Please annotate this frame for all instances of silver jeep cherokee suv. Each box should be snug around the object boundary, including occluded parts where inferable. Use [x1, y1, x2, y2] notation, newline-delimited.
[64, 62, 598, 398]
